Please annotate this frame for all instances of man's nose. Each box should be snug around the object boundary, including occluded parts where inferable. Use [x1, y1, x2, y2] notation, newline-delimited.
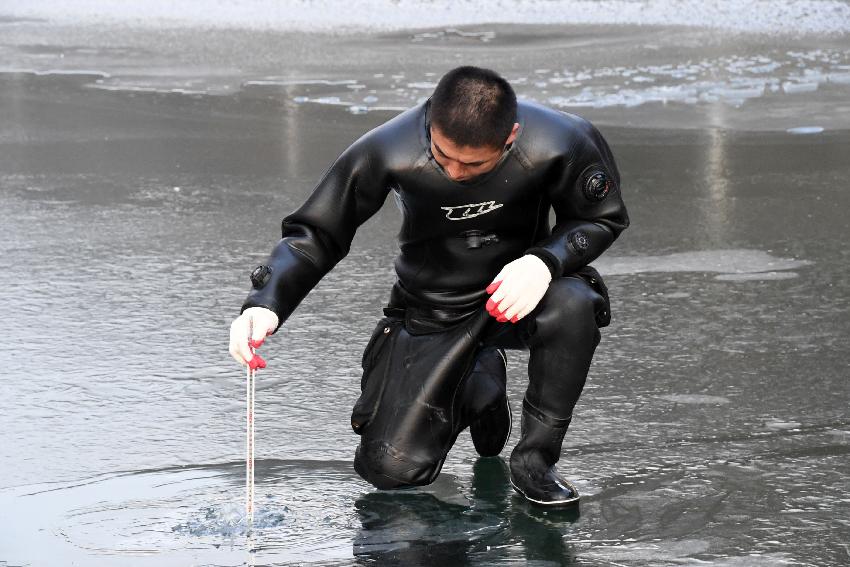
[446, 163, 465, 180]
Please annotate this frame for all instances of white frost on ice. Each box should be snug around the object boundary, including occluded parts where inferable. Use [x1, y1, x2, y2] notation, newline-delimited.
[786, 126, 825, 134]
[595, 250, 810, 277]
[657, 394, 731, 405]
[4, 0, 850, 35]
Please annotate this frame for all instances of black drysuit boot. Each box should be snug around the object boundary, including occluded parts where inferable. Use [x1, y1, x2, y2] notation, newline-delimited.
[461, 347, 511, 457]
[509, 399, 579, 507]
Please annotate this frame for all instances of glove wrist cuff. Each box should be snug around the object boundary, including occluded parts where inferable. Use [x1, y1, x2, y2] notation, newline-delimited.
[523, 252, 556, 282]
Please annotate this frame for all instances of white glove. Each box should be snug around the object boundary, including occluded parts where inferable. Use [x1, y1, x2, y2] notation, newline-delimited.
[486, 255, 552, 323]
[229, 306, 280, 370]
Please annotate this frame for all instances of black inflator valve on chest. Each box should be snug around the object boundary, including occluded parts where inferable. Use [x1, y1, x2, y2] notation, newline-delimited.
[462, 230, 499, 249]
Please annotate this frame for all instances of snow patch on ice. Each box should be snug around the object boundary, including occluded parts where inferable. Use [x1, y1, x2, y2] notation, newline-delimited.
[4, 1, 850, 35]
[786, 126, 825, 134]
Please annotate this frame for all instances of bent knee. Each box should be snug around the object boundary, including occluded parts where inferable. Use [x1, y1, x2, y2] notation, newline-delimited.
[354, 441, 442, 490]
[532, 277, 604, 333]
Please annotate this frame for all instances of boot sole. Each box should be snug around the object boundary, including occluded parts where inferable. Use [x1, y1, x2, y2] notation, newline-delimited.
[509, 478, 581, 507]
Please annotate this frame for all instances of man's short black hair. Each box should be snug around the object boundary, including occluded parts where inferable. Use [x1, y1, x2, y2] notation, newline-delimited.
[430, 66, 517, 149]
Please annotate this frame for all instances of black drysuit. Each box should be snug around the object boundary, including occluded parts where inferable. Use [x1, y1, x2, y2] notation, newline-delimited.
[242, 99, 629, 488]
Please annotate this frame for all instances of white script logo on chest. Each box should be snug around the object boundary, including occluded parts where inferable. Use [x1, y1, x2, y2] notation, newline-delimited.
[440, 201, 504, 221]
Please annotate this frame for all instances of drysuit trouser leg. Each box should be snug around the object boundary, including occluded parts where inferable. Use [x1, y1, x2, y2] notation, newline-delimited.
[515, 275, 606, 419]
[352, 310, 493, 489]
[352, 275, 609, 491]
[498, 275, 608, 505]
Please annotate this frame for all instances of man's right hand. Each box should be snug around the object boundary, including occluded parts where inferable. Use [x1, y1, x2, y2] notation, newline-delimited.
[229, 307, 280, 370]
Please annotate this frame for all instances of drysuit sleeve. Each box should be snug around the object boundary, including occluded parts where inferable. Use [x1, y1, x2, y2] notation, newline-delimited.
[525, 119, 629, 278]
[240, 134, 392, 332]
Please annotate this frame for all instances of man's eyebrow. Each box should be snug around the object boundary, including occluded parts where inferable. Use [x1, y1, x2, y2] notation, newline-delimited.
[432, 140, 487, 166]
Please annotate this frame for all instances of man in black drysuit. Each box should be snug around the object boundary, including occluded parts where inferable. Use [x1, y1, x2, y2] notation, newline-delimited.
[228, 66, 629, 507]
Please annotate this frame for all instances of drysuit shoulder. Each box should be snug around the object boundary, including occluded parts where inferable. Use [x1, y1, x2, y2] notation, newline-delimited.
[352, 102, 431, 175]
[514, 100, 613, 170]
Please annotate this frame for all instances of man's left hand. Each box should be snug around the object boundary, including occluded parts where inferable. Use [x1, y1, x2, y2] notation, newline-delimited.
[486, 254, 552, 323]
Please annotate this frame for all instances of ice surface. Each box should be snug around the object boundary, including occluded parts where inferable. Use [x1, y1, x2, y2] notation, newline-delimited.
[4, 0, 850, 34]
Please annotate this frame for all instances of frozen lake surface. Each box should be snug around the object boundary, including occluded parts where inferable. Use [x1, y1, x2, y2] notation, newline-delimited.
[1, 8, 849, 566]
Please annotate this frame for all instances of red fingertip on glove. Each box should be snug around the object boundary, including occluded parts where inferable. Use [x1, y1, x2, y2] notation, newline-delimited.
[248, 338, 264, 349]
[486, 280, 502, 295]
[247, 354, 267, 371]
[510, 314, 519, 323]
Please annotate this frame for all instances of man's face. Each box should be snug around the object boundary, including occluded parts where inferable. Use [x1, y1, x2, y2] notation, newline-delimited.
[430, 124, 519, 182]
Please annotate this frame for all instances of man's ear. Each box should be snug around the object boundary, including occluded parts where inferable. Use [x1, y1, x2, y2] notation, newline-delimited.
[505, 122, 520, 146]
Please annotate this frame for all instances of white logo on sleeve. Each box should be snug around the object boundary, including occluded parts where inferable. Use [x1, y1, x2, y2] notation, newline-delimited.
[440, 201, 504, 221]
